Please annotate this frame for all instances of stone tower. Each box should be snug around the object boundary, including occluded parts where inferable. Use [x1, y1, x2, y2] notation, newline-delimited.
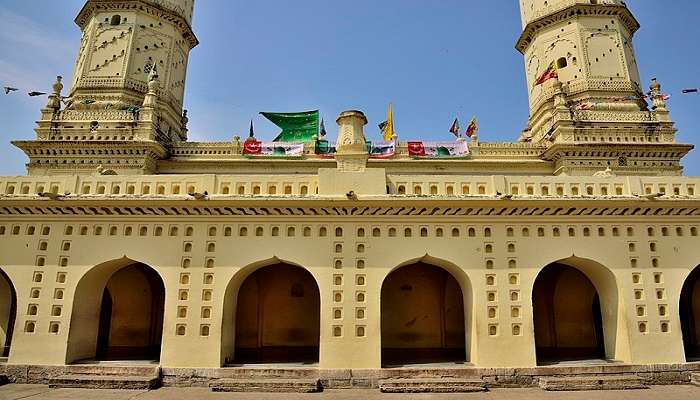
[516, 0, 692, 176]
[13, 0, 198, 176]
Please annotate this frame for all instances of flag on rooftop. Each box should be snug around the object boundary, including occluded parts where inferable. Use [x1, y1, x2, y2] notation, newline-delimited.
[319, 118, 327, 138]
[465, 118, 478, 138]
[367, 141, 395, 159]
[534, 61, 558, 86]
[261, 110, 319, 143]
[449, 118, 460, 138]
[382, 103, 395, 141]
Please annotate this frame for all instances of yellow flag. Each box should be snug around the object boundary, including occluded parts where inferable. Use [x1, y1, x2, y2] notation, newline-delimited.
[383, 103, 395, 141]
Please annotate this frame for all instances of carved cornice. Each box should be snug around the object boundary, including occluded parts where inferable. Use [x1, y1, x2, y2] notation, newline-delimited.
[542, 143, 694, 162]
[517, 3, 639, 53]
[75, 0, 198, 49]
[0, 198, 698, 219]
[12, 140, 169, 159]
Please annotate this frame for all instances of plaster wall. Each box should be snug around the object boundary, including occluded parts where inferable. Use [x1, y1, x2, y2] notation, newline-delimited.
[0, 210, 698, 369]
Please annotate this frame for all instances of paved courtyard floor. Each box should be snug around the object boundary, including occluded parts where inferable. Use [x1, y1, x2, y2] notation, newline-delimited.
[1, 385, 699, 400]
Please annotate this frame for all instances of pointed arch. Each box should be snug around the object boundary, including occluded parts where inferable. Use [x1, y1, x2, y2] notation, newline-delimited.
[0, 268, 16, 358]
[680, 264, 700, 361]
[531, 256, 622, 364]
[221, 257, 320, 365]
[380, 255, 472, 366]
[66, 257, 165, 363]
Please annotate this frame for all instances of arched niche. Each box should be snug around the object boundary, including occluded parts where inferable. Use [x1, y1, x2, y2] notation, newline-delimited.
[680, 264, 700, 361]
[66, 258, 165, 363]
[532, 256, 620, 364]
[0, 268, 16, 358]
[380, 256, 471, 367]
[221, 259, 320, 365]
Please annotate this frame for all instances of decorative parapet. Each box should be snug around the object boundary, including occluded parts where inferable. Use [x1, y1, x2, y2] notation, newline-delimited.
[0, 174, 697, 199]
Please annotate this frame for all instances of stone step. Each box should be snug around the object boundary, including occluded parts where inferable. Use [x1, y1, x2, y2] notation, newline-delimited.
[379, 378, 487, 393]
[63, 364, 159, 377]
[691, 373, 700, 387]
[49, 374, 160, 390]
[539, 374, 648, 391]
[210, 378, 321, 393]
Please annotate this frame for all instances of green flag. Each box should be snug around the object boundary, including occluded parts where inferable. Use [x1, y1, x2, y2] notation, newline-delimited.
[260, 110, 319, 142]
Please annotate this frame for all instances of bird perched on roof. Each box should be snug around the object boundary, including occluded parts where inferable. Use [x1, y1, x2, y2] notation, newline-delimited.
[496, 192, 513, 200]
[637, 192, 664, 200]
[346, 191, 358, 201]
[37, 192, 63, 200]
[189, 191, 209, 200]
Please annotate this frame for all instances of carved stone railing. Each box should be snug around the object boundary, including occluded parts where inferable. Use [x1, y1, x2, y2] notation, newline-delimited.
[0, 174, 697, 199]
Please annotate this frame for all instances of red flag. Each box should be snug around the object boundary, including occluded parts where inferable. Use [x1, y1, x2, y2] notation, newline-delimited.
[535, 61, 558, 86]
[465, 118, 478, 138]
[407, 141, 426, 157]
[243, 140, 262, 155]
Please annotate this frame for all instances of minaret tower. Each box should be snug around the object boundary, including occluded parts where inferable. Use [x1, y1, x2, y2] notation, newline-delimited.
[516, 0, 692, 176]
[14, 0, 197, 175]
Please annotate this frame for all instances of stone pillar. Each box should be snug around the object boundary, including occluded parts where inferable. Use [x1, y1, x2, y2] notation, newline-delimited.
[335, 110, 369, 172]
[317, 110, 386, 196]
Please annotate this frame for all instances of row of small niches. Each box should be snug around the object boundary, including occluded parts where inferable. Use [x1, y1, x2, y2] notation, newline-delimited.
[4, 224, 697, 239]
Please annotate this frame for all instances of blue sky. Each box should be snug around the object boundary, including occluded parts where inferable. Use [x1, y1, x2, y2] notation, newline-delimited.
[0, 0, 698, 176]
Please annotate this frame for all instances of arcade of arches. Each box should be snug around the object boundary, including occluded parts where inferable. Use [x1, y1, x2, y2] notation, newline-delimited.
[232, 263, 320, 364]
[681, 265, 700, 361]
[381, 262, 466, 366]
[2, 257, 700, 367]
[67, 261, 164, 362]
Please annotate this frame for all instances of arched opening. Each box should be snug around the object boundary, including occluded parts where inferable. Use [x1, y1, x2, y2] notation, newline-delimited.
[227, 263, 320, 365]
[680, 265, 700, 361]
[381, 262, 466, 367]
[533, 260, 615, 364]
[0, 269, 16, 358]
[67, 259, 164, 363]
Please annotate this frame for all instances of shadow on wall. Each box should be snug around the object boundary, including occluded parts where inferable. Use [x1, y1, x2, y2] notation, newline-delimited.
[381, 261, 468, 367]
[66, 258, 165, 363]
[222, 261, 320, 366]
[532, 256, 620, 365]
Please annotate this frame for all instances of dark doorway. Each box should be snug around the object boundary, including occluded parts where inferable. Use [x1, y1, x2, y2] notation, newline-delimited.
[95, 264, 165, 361]
[533, 263, 606, 364]
[381, 263, 466, 367]
[680, 266, 700, 361]
[0, 269, 16, 358]
[234, 264, 320, 364]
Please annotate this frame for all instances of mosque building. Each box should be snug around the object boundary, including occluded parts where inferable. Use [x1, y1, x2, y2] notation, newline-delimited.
[0, 0, 698, 392]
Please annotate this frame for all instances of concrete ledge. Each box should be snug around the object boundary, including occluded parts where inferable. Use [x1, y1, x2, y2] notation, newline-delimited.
[539, 374, 648, 391]
[210, 378, 321, 393]
[379, 378, 487, 393]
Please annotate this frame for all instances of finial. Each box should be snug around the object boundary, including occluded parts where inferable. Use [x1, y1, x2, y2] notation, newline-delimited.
[649, 77, 668, 112]
[181, 109, 189, 129]
[142, 67, 160, 108]
[46, 76, 64, 111]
